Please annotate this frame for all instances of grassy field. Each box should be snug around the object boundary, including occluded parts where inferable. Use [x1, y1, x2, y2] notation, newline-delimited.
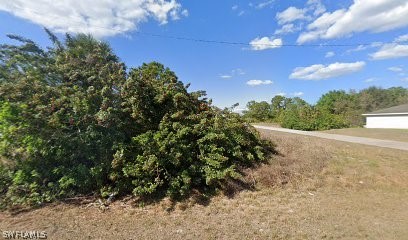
[1, 130, 407, 239]
[323, 128, 408, 142]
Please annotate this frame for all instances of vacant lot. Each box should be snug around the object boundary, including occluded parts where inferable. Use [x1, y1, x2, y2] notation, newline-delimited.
[323, 128, 408, 142]
[1, 130, 407, 239]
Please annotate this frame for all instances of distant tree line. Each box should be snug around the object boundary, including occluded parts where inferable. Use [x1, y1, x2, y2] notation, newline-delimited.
[243, 87, 408, 130]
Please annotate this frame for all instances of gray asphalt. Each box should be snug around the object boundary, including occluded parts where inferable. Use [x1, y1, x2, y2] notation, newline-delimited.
[253, 125, 408, 152]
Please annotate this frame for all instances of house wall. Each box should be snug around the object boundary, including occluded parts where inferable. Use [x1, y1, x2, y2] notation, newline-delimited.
[365, 115, 408, 129]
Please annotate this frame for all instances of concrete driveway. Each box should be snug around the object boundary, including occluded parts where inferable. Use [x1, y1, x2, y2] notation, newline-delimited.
[253, 125, 408, 151]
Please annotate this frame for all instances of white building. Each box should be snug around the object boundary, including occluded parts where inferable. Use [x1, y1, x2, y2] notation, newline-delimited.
[363, 104, 408, 129]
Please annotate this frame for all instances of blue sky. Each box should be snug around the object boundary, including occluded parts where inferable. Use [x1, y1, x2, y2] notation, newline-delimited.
[1, 0, 408, 110]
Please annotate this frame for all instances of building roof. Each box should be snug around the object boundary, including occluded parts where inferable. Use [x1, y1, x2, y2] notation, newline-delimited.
[363, 103, 408, 116]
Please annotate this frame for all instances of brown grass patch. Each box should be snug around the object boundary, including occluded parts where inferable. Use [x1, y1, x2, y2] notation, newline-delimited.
[251, 129, 332, 190]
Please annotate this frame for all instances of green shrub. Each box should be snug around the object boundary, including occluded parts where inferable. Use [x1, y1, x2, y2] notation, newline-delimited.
[280, 105, 317, 131]
[111, 109, 267, 198]
[111, 63, 268, 198]
[280, 106, 350, 131]
[314, 112, 349, 130]
[0, 32, 271, 208]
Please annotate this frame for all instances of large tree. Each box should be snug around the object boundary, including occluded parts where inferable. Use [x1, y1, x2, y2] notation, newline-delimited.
[243, 101, 272, 121]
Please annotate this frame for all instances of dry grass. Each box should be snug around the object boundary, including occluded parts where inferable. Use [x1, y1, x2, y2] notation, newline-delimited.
[1, 130, 407, 239]
[322, 127, 408, 142]
[250, 131, 332, 190]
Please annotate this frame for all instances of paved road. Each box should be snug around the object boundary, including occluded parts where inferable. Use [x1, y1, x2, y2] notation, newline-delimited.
[253, 125, 408, 152]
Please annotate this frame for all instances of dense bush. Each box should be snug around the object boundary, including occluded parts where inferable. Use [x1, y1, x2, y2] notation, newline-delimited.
[280, 109, 349, 131]
[280, 103, 316, 131]
[0, 32, 271, 208]
[111, 110, 267, 198]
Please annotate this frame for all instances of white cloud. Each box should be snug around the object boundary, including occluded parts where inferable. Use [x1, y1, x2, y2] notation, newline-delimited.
[348, 45, 369, 53]
[347, 45, 369, 53]
[297, 0, 408, 43]
[181, 9, 189, 17]
[220, 68, 245, 79]
[232, 5, 238, 11]
[273, 1, 325, 37]
[256, 0, 275, 9]
[220, 75, 232, 79]
[388, 66, 403, 72]
[297, 10, 345, 43]
[307, 10, 345, 31]
[325, 51, 335, 58]
[275, 92, 286, 96]
[307, 0, 326, 16]
[402, 77, 408, 82]
[0, 0, 186, 38]
[246, 80, 274, 86]
[238, 10, 245, 16]
[276, 7, 309, 25]
[289, 61, 366, 80]
[232, 68, 245, 75]
[364, 78, 376, 83]
[345, 42, 383, 54]
[249, 37, 283, 51]
[274, 23, 301, 35]
[395, 34, 408, 43]
[371, 43, 408, 60]
[293, 92, 304, 96]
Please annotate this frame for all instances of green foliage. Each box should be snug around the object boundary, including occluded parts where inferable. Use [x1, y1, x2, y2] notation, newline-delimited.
[112, 109, 266, 198]
[313, 111, 349, 130]
[0, 31, 270, 208]
[112, 62, 267, 198]
[0, 164, 12, 208]
[316, 90, 356, 114]
[358, 86, 408, 112]
[244, 87, 408, 131]
[243, 101, 272, 122]
[270, 95, 293, 120]
[280, 104, 317, 131]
